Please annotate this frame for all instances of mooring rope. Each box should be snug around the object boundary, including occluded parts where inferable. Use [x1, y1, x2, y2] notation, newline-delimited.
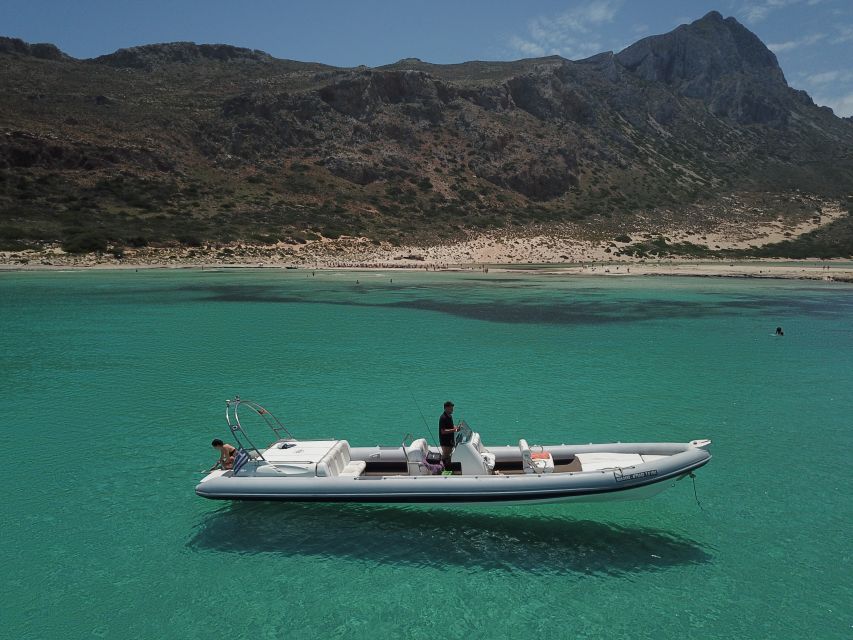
[690, 472, 705, 512]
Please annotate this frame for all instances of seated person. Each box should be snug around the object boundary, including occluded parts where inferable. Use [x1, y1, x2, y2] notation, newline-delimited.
[422, 457, 444, 475]
[210, 438, 237, 470]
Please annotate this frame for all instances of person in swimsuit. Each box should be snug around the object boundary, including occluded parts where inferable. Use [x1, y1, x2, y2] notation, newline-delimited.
[210, 438, 237, 470]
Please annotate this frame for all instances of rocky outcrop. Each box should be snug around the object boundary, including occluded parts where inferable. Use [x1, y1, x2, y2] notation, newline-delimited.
[320, 155, 383, 185]
[0, 36, 68, 60]
[318, 70, 449, 122]
[93, 42, 273, 70]
[617, 12, 785, 91]
[0, 130, 172, 171]
[456, 85, 513, 111]
[616, 11, 791, 125]
[507, 71, 594, 123]
[473, 149, 580, 201]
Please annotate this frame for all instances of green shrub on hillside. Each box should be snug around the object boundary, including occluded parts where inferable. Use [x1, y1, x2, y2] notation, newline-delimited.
[62, 232, 110, 254]
[737, 210, 853, 258]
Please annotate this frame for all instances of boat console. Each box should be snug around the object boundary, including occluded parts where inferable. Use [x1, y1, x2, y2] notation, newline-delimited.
[452, 425, 496, 474]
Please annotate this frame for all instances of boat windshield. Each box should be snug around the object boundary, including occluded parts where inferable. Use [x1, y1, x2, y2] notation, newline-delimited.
[455, 421, 473, 445]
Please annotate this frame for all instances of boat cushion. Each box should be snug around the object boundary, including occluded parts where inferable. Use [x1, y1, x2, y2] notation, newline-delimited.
[315, 440, 353, 477]
[575, 453, 644, 471]
[405, 438, 429, 462]
[339, 460, 367, 477]
[481, 452, 496, 471]
[531, 451, 554, 473]
[519, 440, 554, 473]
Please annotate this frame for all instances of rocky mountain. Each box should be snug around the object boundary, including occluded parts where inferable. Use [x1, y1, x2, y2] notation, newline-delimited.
[0, 36, 68, 61]
[92, 42, 278, 70]
[616, 11, 790, 124]
[1, 11, 851, 254]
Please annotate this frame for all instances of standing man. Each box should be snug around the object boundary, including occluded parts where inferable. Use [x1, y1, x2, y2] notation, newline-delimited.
[439, 401, 459, 469]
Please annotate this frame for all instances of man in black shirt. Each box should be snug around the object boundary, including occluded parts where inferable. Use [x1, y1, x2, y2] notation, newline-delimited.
[439, 401, 458, 469]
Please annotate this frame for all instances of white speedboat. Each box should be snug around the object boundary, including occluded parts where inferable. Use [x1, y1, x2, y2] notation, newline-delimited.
[196, 398, 712, 505]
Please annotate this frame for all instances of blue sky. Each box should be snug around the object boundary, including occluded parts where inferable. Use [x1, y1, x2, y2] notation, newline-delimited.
[2, 0, 852, 115]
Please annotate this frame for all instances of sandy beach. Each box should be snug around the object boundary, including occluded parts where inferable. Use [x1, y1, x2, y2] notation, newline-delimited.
[2, 202, 851, 282]
[2, 246, 851, 282]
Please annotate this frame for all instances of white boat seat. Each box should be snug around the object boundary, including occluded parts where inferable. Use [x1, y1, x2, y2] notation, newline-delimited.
[519, 439, 554, 474]
[481, 452, 496, 472]
[405, 438, 430, 462]
[405, 438, 444, 475]
[316, 440, 355, 477]
[339, 460, 367, 477]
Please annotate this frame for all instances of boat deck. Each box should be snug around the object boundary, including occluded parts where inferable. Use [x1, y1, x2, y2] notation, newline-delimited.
[498, 459, 583, 474]
[361, 458, 584, 477]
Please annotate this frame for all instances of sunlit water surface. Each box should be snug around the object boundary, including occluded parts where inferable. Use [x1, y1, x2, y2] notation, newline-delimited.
[2, 269, 851, 639]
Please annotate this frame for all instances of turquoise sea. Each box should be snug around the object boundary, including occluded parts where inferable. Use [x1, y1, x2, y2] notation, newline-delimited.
[2, 269, 851, 639]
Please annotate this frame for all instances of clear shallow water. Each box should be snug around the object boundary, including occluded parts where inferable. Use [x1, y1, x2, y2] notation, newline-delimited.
[2, 269, 851, 639]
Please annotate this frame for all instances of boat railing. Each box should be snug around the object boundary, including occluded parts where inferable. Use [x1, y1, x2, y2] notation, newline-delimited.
[401, 433, 414, 476]
[401, 432, 445, 476]
[225, 396, 296, 462]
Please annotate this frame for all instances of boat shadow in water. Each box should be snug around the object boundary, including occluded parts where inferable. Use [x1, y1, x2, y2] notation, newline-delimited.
[187, 502, 712, 575]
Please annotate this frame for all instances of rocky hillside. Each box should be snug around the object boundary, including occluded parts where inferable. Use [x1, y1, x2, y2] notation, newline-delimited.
[1, 11, 852, 254]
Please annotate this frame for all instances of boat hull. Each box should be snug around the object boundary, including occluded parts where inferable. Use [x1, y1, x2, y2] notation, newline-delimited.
[195, 443, 710, 505]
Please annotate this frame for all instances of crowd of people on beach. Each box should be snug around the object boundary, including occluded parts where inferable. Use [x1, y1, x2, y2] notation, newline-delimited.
[307, 262, 479, 270]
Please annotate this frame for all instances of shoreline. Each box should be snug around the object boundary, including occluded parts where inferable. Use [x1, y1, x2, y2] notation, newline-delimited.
[2, 206, 852, 282]
[1, 255, 851, 283]
[2, 197, 849, 283]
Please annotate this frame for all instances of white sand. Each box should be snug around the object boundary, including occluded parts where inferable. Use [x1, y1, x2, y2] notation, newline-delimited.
[2, 202, 851, 282]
